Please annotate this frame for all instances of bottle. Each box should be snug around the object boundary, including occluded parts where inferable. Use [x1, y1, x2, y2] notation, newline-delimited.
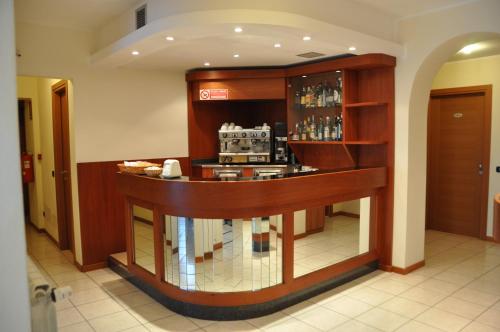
[292, 123, 300, 141]
[318, 116, 324, 141]
[322, 81, 327, 108]
[324, 116, 331, 141]
[305, 86, 311, 108]
[303, 118, 309, 141]
[334, 77, 342, 105]
[337, 76, 343, 105]
[310, 115, 316, 141]
[337, 114, 343, 140]
[300, 87, 306, 107]
[310, 85, 316, 108]
[316, 83, 323, 108]
[326, 82, 334, 107]
[294, 90, 301, 109]
[332, 116, 338, 141]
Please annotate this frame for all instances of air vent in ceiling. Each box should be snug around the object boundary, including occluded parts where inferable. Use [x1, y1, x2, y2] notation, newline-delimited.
[135, 5, 147, 30]
[296, 52, 326, 59]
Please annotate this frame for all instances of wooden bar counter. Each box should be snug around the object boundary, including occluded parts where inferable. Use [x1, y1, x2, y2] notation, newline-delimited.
[114, 167, 389, 319]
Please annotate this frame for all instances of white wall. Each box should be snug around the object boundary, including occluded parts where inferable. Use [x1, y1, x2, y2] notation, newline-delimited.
[0, 0, 31, 330]
[432, 55, 500, 235]
[393, 0, 500, 268]
[16, 22, 188, 264]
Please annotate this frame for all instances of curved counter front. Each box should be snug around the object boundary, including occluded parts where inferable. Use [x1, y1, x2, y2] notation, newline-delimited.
[115, 167, 388, 319]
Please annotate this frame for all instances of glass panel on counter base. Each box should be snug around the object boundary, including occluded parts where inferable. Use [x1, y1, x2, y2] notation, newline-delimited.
[132, 205, 155, 274]
[163, 215, 282, 292]
[293, 197, 371, 278]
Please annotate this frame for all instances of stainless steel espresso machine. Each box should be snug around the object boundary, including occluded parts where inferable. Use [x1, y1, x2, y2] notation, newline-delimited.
[218, 123, 271, 164]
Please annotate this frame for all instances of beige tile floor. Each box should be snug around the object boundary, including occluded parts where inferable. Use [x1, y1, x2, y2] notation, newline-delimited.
[26, 226, 500, 331]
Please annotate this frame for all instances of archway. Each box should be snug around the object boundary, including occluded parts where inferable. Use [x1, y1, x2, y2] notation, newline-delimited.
[393, 31, 500, 269]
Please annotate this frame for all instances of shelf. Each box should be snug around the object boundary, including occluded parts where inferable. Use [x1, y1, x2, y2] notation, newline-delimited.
[345, 101, 387, 108]
[293, 105, 341, 112]
[344, 141, 387, 145]
[288, 141, 343, 145]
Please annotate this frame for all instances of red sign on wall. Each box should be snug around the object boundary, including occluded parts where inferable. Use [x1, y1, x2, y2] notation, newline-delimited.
[199, 89, 229, 100]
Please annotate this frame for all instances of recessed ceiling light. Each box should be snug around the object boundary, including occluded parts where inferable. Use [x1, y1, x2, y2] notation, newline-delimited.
[204, 62, 210, 66]
[274, 43, 281, 48]
[336, 70, 341, 73]
[131, 50, 139, 55]
[348, 46, 356, 51]
[234, 27, 243, 33]
[459, 43, 481, 54]
[302, 75, 307, 78]
[166, 36, 174, 41]
[303, 36, 311, 41]
[233, 54, 240, 58]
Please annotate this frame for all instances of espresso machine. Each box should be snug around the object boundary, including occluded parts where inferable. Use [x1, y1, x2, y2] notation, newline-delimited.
[218, 123, 271, 164]
[274, 122, 288, 164]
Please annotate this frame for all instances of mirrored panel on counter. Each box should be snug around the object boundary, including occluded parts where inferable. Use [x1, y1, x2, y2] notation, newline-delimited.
[163, 216, 282, 292]
[293, 197, 371, 278]
[132, 205, 155, 274]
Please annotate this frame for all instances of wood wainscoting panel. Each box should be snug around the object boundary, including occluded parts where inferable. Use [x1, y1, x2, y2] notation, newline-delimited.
[77, 157, 190, 268]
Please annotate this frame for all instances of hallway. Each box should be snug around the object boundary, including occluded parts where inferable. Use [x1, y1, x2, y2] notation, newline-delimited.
[26, 226, 500, 331]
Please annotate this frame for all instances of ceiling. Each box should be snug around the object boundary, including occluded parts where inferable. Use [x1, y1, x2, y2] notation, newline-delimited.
[14, 0, 139, 31]
[448, 39, 500, 62]
[353, 0, 476, 19]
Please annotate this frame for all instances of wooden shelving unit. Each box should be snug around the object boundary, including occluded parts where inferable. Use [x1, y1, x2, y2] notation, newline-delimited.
[345, 101, 388, 108]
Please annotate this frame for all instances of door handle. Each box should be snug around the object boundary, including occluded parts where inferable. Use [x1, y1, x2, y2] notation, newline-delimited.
[478, 163, 484, 176]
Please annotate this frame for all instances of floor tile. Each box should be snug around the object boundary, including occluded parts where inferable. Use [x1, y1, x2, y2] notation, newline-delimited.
[115, 291, 155, 309]
[58, 321, 94, 332]
[385, 272, 427, 286]
[127, 302, 176, 324]
[475, 308, 500, 329]
[417, 278, 461, 295]
[348, 287, 394, 306]
[144, 315, 202, 332]
[379, 296, 429, 319]
[398, 286, 448, 305]
[434, 296, 487, 320]
[395, 320, 443, 332]
[322, 296, 373, 318]
[77, 297, 124, 320]
[368, 278, 412, 295]
[70, 287, 111, 306]
[88, 311, 142, 332]
[56, 307, 85, 328]
[295, 306, 349, 331]
[461, 321, 500, 332]
[356, 307, 408, 331]
[452, 287, 500, 307]
[246, 311, 289, 329]
[331, 320, 380, 332]
[263, 317, 319, 332]
[415, 308, 471, 332]
[280, 300, 318, 317]
[203, 320, 260, 332]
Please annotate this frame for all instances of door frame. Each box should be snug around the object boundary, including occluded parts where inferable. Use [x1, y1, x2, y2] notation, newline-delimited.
[426, 84, 492, 239]
[52, 80, 75, 252]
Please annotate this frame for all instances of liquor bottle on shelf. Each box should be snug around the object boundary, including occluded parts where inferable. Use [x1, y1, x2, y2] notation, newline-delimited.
[292, 123, 300, 141]
[294, 90, 301, 109]
[332, 116, 338, 140]
[310, 85, 317, 108]
[316, 83, 323, 108]
[322, 81, 327, 108]
[337, 113, 343, 140]
[304, 118, 310, 140]
[334, 76, 342, 105]
[300, 87, 306, 108]
[305, 86, 312, 108]
[310, 115, 316, 141]
[326, 82, 334, 107]
[324, 116, 331, 141]
[318, 116, 324, 141]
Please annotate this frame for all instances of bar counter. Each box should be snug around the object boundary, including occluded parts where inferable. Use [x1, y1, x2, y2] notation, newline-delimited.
[114, 166, 388, 319]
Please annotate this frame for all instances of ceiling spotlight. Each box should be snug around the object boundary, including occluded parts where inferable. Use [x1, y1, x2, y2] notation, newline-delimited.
[302, 75, 307, 78]
[336, 70, 341, 73]
[233, 54, 240, 58]
[166, 36, 174, 41]
[131, 50, 140, 55]
[348, 46, 356, 51]
[303, 36, 311, 41]
[234, 27, 243, 33]
[274, 43, 281, 48]
[204, 62, 210, 66]
[459, 43, 480, 54]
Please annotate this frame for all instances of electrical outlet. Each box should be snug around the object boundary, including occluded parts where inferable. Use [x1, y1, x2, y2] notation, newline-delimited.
[497, 166, 500, 173]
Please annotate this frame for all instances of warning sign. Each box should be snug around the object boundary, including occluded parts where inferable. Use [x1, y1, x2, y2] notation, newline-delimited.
[199, 89, 229, 100]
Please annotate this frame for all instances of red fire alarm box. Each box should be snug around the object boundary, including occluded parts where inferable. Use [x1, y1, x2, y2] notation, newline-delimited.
[21, 153, 34, 183]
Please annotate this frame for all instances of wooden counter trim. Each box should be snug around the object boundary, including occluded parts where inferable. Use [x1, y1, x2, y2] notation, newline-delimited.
[128, 251, 378, 307]
[494, 194, 500, 242]
[186, 68, 286, 82]
[116, 167, 386, 219]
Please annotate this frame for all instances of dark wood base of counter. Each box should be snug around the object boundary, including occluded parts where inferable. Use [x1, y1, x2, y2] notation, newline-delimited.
[109, 256, 378, 320]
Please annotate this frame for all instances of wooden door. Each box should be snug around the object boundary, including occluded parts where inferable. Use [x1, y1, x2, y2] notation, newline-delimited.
[52, 81, 74, 252]
[427, 86, 491, 238]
